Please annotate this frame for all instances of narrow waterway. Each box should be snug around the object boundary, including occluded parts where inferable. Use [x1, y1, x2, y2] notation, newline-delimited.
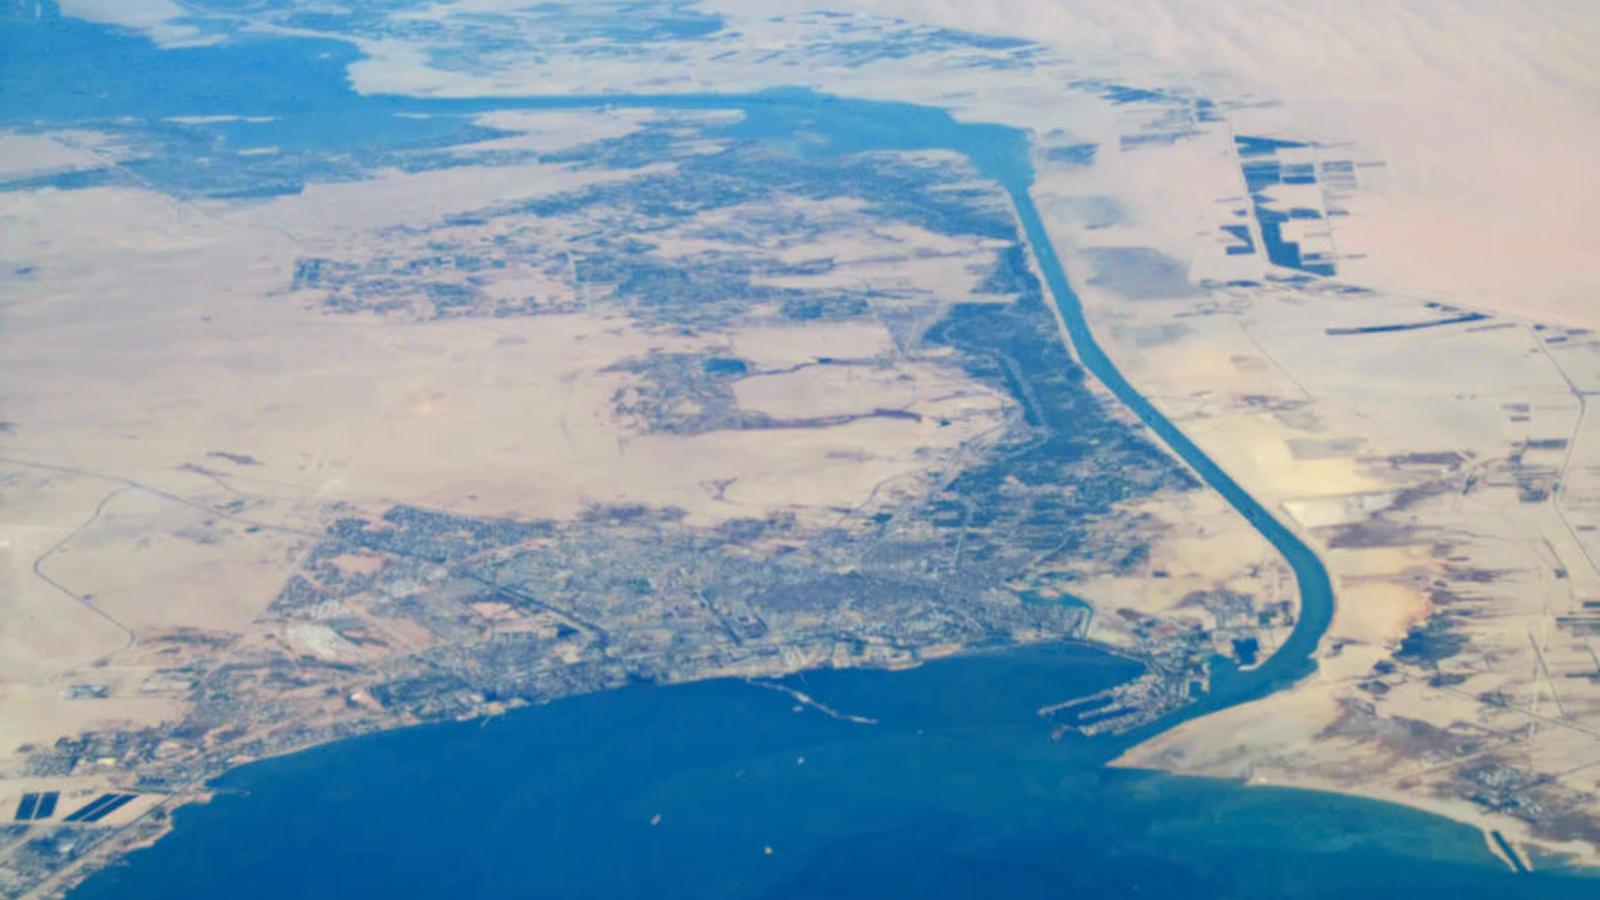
[457, 88, 1338, 731]
[999, 164, 1335, 734]
[9, 19, 1554, 897]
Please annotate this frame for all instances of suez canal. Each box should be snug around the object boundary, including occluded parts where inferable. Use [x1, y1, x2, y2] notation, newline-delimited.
[1003, 150, 1334, 739]
[432, 86, 1339, 736]
[20, 19, 1572, 895]
[7, 6, 1337, 720]
[907, 91, 1336, 737]
[20, 35, 1335, 737]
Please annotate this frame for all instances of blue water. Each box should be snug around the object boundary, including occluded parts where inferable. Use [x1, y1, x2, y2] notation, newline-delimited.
[9, 11, 1585, 897]
[72, 647, 1595, 899]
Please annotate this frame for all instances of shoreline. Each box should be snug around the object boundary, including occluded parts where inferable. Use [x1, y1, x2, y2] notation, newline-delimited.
[37, 631, 1600, 895]
[7, 8, 1596, 891]
[60, 643, 1597, 898]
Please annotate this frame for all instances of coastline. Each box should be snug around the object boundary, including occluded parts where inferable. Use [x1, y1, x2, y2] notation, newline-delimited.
[65, 645, 1600, 899]
[5, 6, 1597, 892]
[30, 87, 1589, 891]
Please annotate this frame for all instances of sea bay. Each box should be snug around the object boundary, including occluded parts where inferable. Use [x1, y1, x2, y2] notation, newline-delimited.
[72, 644, 1596, 898]
[13, 12, 1597, 897]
